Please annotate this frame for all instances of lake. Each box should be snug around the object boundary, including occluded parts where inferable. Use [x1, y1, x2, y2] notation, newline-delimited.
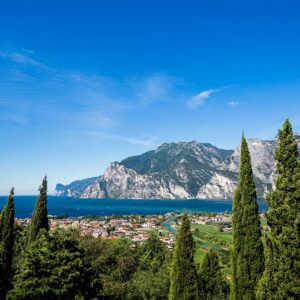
[0, 196, 268, 218]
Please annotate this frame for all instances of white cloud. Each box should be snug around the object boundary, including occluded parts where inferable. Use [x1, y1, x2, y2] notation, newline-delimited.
[228, 100, 239, 106]
[187, 89, 218, 108]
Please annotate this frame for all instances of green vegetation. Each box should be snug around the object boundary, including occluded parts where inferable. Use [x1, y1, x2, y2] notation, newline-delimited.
[28, 176, 49, 243]
[192, 223, 219, 233]
[0, 188, 15, 299]
[191, 223, 232, 277]
[231, 135, 264, 300]
[257, 119, 300, 299]
[128, 233, 171, 300]
[80, 232, 171, 300]
[81, 237, 136, 299]
[200, 248, 229, 300]
[194, 247, 206, 265]
[8, 229, 84, 300]
[192, 224, 232, 244]
[169, 210, 201, 300]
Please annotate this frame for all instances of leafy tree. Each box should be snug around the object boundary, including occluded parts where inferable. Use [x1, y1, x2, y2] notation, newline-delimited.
[8, 229, 84, 300]
[200, 248, 229, 300]
[28, 176, 49, 243]
[257, 119, 300, 299]
[169, 210, 200, 300]
[0, 188, 15, 298]
[126, 264, 170, 300]
[81, 237, 137, 300]
[231, 135, 264, 300]
[138, 231, 167, 272]
[127, 232, 171, 300]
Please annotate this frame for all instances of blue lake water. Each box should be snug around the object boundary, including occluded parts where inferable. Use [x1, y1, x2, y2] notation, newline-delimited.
[0, 196, 268, 218]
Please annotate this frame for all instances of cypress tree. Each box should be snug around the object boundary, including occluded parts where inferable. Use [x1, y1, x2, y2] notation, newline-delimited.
[257, 119, 300, 299]
[0, 212, 2, 242]
[28, 176, 49, 243]
[231, 135, 264, 300]
[200, 248, 229, 300]
[169, 210, 200, 300]
[0, 188, 15, 298]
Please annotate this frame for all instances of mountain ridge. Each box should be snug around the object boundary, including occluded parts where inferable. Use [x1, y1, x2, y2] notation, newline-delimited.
[54, 135, 300, 200]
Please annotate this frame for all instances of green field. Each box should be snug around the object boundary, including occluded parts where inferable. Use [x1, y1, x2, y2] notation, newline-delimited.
[163, 220, 233, 272]
[191, 223, 220, 233]
[191, 223, 232, 274]
[191, 223, 232, 247]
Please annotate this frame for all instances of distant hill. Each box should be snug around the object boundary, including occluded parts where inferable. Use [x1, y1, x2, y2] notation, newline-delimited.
[54, 135, 300, 199]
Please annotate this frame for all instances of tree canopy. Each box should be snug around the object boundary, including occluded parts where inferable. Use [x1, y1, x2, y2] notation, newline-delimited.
[257, 119, 300, 299]
[231, 135, 264, 300]
[169, 210, 201, 300]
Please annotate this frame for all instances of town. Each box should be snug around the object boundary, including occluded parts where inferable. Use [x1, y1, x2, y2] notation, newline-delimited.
[15, 212, 234, 249]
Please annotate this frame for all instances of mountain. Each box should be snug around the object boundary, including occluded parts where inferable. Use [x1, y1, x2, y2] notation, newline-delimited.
[54, 135, 300, 199]
[54, 177, 97, 197]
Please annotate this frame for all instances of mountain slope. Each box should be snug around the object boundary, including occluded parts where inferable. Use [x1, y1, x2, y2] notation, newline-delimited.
[120, 141, 234, 197]
[54, 177, 97, 197]
[54, 135, 300, 199]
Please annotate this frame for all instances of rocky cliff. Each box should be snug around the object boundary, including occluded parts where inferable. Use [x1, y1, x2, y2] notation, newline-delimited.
[54, 135, 300, 199]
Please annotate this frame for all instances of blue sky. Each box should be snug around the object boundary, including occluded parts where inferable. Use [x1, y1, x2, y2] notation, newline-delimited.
[0, 0, 300, 194]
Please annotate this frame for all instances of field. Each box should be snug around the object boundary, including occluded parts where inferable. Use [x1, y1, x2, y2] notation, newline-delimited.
[191, 223, 232, 274]
[191, 223, 233, 248]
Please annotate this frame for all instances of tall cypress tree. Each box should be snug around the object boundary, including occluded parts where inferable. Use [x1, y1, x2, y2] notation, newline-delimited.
[231, 135, 264, 300]
[257, 119, 300, 299]
[28, 176, 49, 243]
[200, 248, 229, 300]
[0, 188, 15, 298]
[0, 210, 2, 242]
[169, 210, 200, 300]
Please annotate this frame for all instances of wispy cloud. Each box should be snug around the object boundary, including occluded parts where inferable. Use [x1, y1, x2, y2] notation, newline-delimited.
[74, 131, 159, 147]
[130, 74, 182, 106]
[187, 89, 218, 108]
[0, 46, 185, 146]
[0, 49, 129, 130]
[228, 100, 239, 107]
[0, 50, 43, 67]
[105, 134, 159, 147]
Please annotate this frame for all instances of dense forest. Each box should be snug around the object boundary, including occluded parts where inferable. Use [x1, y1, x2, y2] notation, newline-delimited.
[0, 119, 299, 300]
